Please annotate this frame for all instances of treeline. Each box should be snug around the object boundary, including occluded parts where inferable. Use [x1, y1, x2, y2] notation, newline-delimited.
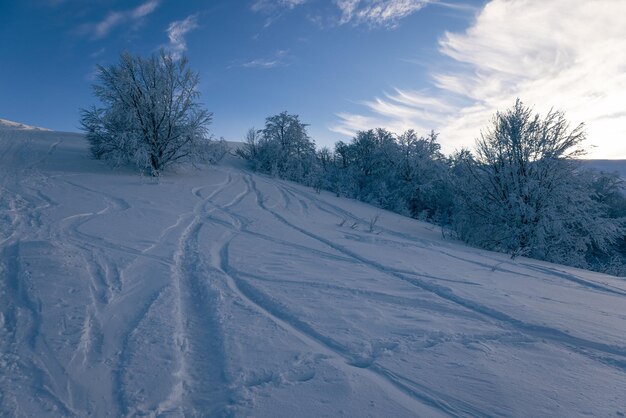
[238, 102, 626, 276]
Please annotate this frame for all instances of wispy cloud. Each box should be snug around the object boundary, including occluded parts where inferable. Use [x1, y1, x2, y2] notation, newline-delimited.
[164, 15, 199, 60]
[331, 0, 626, 159]
[235, 49, 291, 69]
[80, 0, 160, 39]
[251, 0, 308, 12]
[251, 0, 308, 27]
[250, 0, 433, 29]
[332, 88, 459, 136]
[335, 0, 429, 27]
[90, 47, 106, 59]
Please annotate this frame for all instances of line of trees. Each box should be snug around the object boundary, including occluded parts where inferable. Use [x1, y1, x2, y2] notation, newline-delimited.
[79, 52, 626, 274]
[239, 103, 626, 275]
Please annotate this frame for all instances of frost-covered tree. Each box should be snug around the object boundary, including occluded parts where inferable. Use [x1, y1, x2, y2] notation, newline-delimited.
[346, 128, 397, 202]
[584, 170, 626, 274]
[238, 112, 316, 182]
[237, 128, 262, 169]
[326, 128, 452, 219]
[394, 130, 452, 221]
[311, 146, 335, 192]
[80, 51, 215, 176]
[239, 124, 453, 221]
[454, 99, 623, 265]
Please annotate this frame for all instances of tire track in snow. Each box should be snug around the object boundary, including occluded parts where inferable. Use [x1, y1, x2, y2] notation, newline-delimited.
[249, 174, 626, 374]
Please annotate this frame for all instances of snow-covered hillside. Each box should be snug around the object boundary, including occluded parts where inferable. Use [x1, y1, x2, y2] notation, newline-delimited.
[1, 122, 625, 417]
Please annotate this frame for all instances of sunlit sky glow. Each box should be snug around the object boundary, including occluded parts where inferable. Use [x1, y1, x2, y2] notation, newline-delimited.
[1, 0, 625, 158]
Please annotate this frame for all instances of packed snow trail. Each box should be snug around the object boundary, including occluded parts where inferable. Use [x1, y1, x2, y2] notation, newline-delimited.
[1, 125, 625, 417]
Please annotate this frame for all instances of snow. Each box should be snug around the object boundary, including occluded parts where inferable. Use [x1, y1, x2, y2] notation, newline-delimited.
[1, 122, 625, 417]
[0, 118, 50, 131]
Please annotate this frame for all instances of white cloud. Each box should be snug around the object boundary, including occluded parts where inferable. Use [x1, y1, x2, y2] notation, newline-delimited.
[335, 0, 429, 27]
[331, 0, 626, 158]
[332, 88, 459, 137]
[234, 50, 291, 69]
[250, 0, 434, 29]
[131, 0, 160, 19]
[242, 58, 283, 69]
[82, 0, 160, 39]
[165, 15, 199, 60]
[251, 0, 308, 12]
[250, 0, 308, 28]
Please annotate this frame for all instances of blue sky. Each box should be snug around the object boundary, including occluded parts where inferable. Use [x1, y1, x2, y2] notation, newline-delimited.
[1, 0, 625, 158]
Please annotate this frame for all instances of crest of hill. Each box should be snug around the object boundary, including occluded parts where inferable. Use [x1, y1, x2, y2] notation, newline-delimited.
[0, 118, 51, 131]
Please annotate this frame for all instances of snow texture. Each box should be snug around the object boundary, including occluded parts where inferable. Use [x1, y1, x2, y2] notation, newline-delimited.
[0, 121, 625, 417]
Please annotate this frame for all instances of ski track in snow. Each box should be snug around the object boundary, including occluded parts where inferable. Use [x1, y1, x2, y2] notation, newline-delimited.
[247, 174, 626, 374]
[1, 129, 626, 417]
[195, 173, 451, 417]
[155, 171, 238, 417]
[278, 178, 626, 303]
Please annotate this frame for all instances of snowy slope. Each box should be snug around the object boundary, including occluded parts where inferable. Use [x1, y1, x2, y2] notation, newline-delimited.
[0, 124, 625, 417]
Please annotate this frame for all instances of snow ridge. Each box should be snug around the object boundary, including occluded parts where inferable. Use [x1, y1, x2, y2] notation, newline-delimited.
[0, 118, 50, 131]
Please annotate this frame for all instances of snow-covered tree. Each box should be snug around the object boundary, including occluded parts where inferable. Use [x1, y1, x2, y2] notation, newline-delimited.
[239, 112, 316, 182]
[454, 99, 623, 265]
[80, 51, 215, 176]
[237, 128, 262, 168]
[345, 128, 397, 203]
[326, 128, 452, 219]
[394, 130, 452, 221]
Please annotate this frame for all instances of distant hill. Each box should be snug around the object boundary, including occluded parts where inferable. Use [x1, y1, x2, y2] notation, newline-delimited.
[581, 159, 626, 179]
[0, 118, 50, 131]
